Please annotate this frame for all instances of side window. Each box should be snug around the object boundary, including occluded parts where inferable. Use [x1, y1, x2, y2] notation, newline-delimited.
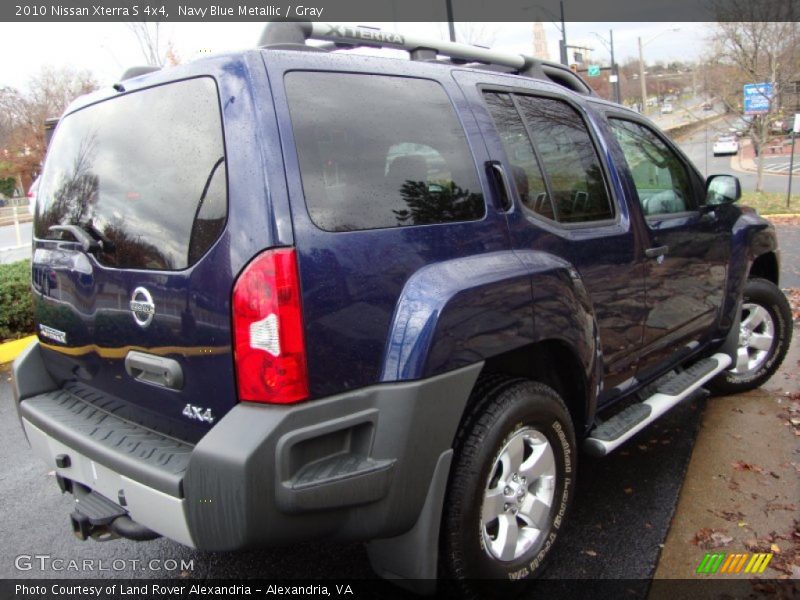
[285, 72, 485, 232]
[609, 119, 693, 217]
[483, 92, 555, 221]
[516, 96, 614, 224]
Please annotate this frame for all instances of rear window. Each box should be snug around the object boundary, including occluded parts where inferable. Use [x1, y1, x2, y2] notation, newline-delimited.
[35, 77, 227, 270]
[285, 71, 485, 232]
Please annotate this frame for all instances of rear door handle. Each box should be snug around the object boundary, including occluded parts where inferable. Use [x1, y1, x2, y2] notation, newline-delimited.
[125, 351, 183, 390]
[486, 160, 513, 212]
[645, 245, 669, 259]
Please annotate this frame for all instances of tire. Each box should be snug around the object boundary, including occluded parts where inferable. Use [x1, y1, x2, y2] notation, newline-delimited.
[708, 278, 793, 395]
[441, 377, 576, 584]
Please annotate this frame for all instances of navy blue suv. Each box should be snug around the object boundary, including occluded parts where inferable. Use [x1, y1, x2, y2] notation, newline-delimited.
[13, 22, 791, 590]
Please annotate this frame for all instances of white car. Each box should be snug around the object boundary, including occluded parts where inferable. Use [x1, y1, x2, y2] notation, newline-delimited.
[713, 136, 739, 156]
[660, 103, 674, 114]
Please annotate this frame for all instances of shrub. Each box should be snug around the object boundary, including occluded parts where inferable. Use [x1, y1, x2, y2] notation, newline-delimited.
[0, 260, 33, 340]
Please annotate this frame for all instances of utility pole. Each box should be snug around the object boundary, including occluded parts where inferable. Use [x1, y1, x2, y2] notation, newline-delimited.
[559, 1, 568, 65]
[446, 0, 456, 42]
[638, 36, 647, 114]
[609, 29, 620, 104]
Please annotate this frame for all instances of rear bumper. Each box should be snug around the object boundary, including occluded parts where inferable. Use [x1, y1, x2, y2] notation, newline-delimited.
[13, 341, 480, 551]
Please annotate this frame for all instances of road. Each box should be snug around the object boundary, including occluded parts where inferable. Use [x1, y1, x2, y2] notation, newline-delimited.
[0, 221, 31, 264]
[674, 116, 795, 195]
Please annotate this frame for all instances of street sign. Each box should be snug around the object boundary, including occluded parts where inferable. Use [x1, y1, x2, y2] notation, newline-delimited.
[587, 65, 601, 77]
[609, 74, 618, 83]
[794, 113, 800, 134]
[743, 82, 773, 115]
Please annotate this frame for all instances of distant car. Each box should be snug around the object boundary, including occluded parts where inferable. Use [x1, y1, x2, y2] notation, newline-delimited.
[713, 135, 739, 156]
[27, 176, 40, 215]
[702, 102, 713, 111]
[661, 103, 674, 114]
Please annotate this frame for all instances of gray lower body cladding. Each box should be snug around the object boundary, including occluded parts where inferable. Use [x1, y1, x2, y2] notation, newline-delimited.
[13, 341, 481, 551]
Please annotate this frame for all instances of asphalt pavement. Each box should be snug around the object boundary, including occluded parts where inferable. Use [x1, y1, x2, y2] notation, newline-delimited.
[0, 371, 704, 584]
[674, 117, 795, 195]
[0, 221, 31, 264]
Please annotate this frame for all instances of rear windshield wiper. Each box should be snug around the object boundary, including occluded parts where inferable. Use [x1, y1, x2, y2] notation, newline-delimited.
[48, 225, 105, 254]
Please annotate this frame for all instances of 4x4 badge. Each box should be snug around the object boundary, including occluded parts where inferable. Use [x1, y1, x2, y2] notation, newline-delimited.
[129, 287, 155, 328]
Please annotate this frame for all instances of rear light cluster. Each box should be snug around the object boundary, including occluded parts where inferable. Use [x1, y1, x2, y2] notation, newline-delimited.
[232, 248, 309, 404]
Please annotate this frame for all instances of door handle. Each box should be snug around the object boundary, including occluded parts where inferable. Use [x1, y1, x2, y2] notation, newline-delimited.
[645, 245, 669, 259]
[486, 160, 513, 212]
[125, 351, 184, 390]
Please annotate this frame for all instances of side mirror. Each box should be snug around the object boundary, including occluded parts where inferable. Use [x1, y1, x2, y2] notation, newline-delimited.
[705, 174, 741, 206]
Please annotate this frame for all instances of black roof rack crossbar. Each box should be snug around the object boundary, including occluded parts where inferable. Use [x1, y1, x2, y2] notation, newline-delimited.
[258, 22, 593, 96]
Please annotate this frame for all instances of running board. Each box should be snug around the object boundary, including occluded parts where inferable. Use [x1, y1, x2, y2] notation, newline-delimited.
[584, 353, 731, 457]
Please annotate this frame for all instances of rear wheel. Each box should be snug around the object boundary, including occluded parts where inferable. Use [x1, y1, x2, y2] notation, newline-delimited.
[708, 278, 792, 394]
[441, 378, 576, 583]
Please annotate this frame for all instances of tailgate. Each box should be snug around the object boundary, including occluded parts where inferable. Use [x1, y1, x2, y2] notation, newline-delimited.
[31, 77, 235, 443]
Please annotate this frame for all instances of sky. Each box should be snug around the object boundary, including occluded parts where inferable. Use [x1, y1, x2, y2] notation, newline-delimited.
[0, 21, 712, 91]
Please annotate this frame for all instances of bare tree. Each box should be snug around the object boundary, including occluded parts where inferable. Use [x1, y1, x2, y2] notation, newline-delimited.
[0, 67, 96, 190]
[127, 22, 165, 66]
[710, 0, 799, 190]
[455, 23, 498, 47]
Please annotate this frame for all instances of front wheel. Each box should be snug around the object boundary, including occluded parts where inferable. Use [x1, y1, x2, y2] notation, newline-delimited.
[708, 278, 792, 395]
[441, 378, 576, 583]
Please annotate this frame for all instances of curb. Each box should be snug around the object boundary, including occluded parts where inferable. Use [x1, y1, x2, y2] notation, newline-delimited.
[0, 335, 36, 366]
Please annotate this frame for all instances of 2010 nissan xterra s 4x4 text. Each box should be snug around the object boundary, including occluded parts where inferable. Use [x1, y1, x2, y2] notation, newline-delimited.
[12, 22, 792, 591]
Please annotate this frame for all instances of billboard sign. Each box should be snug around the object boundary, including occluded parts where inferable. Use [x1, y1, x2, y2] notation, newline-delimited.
[743, 83, 773, 115]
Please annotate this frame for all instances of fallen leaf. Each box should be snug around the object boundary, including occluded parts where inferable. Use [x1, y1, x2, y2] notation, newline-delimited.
[770, 543, 781, 554]
[583, 549, 598, 556]
[766, 503, 796, 512]
[732, 460, 765, 473]
[624, 487, 634, 495]
[692, 528, 734, 549]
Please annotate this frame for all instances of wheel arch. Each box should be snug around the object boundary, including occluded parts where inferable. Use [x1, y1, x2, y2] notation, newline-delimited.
[475, 339, 591, 437]
[748, 251, 779, 285]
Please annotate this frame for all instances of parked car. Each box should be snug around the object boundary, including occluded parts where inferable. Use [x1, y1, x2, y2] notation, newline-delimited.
[12, 22, 791, 592]
[660, 102, 674, 114]
[713, 135, 740, 156]
[27, 176, 40, 215]
[702, 101, 713, 111]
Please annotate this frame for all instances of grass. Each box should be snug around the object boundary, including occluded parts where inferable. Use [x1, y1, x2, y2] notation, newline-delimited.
[739, 191, 800, 215]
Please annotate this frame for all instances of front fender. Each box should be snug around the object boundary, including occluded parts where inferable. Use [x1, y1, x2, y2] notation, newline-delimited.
[720, 210, 778, 332]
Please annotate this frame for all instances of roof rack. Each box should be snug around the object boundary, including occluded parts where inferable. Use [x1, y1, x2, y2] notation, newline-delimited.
[258, 22, 593, 96]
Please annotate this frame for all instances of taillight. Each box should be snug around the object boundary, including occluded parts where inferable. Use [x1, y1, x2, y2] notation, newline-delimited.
[232, 248, 309, 404]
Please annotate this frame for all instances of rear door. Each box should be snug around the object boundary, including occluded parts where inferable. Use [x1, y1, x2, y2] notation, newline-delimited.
[32, 76, 235, 442]
[454, 70, 647, 399]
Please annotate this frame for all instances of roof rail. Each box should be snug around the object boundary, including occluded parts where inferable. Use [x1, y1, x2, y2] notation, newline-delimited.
[258, 22, 593, 96]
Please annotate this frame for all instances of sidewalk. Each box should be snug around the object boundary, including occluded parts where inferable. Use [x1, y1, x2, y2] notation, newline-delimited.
[735, 137, 798, 173]
[654, 319, 800, 581]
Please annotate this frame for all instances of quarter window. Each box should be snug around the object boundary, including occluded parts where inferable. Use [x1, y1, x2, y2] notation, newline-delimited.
[609, 119, 693, 217]
[285, 72, 485, 232]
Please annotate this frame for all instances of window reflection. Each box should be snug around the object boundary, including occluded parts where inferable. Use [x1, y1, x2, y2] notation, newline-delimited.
[286, 72, 485, 232]
[35, 78, 227, 270]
